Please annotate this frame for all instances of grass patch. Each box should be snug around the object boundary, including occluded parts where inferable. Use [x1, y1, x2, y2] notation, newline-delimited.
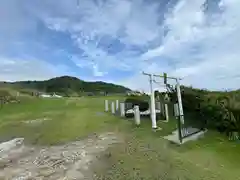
[0, 96, 123, 145]
[1, 96, 240, 179]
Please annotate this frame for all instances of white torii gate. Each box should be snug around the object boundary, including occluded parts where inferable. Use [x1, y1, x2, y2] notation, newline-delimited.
[142, 72, 185, 130]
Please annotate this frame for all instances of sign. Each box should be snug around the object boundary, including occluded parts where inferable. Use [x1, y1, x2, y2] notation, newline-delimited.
[164, 73, 167, 84]
[164, 93, 170, 102]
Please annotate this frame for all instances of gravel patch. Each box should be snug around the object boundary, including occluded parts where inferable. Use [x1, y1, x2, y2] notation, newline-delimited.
[0, 132, 121, 179]
[22, 118, 51, 125]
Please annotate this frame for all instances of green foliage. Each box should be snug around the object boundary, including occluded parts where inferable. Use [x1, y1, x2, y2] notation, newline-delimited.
[168, 86, 240, 137]
[125, 95, 149, 111]
[0, 89, 11, 97]
[6, 76, 130, 96]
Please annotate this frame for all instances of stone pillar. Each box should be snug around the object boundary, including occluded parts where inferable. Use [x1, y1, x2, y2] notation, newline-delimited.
[116, 100, 119, 111]
[120, 103, 125, 117]
[134, 105, 140, 125]
[104, 100, 109, 112]
[165, 104, 169, 122]
[111, 102, 115, 114]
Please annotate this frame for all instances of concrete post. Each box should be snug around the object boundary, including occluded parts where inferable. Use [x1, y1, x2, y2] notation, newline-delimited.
[134, 105, 140, 125]
[111, 102, 115, 114]
[104, 100, 109, 112]
[116, 100, 119, 111]
[165, 104, 169, 122]
[120, 103, 125, 117]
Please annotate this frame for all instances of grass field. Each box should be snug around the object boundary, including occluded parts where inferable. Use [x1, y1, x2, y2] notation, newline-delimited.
[1, 96, 240, 179]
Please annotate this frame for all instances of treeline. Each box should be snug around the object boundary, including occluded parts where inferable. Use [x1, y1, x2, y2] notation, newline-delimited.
[7, 76, 130, 96]
[165, 86, 240, 137]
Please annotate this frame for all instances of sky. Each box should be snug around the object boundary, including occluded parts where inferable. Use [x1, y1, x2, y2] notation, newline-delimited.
[0, 0, 240, 92]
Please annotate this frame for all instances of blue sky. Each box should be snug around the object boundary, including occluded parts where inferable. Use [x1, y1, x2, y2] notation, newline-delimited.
[0, 0, 240, 92]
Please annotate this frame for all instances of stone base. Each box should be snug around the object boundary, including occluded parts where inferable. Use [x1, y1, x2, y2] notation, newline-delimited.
[163, 129, 207, 145]
[152, 127, 162, 132]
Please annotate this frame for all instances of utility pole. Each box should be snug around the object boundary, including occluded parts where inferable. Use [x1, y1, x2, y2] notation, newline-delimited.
[142, 72, 157, 129]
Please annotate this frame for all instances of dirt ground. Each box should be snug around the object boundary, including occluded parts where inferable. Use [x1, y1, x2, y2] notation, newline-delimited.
[0, 132, 122, 180]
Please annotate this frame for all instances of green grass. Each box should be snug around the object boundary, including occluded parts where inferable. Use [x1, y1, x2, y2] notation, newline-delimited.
[1, 96, 240, 179]
[0, 96, 124, 145]
[97, 120, 240, 180]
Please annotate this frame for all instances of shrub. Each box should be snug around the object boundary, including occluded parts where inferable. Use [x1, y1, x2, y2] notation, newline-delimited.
[125, 97, 149, 111]
[0, 89, 11, 97]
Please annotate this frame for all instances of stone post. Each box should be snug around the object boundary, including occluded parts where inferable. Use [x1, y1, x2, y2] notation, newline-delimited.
[120, 103, 125, 117]
[165, 104, 169, 122]
[134, 105, 140, 125]
[111, 102, 115, 114]
[104, 100, 109, 112]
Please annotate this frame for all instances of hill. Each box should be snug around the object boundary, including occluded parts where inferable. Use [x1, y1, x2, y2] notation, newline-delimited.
[0, 76, 131, 96]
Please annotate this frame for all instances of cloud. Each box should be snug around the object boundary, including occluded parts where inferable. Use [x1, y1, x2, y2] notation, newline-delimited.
[92, 64, 107, 77]
[142, 0, 206, 60]
[32, 0, 163, 74]
[0, 0, 240, 91]
[0, 57, 68, 82]
[138, 0, 240, 91]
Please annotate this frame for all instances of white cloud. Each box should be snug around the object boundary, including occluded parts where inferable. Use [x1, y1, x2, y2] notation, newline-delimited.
[0, 57, 67, 82]
[34, 0, 162, 73]
[93, 64, 107, 77]
[138, 0, 240, 90]
[142, 0, 206, 60]
[1, 0, 240, 91]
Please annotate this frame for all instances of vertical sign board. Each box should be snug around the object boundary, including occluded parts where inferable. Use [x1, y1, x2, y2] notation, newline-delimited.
[164, 73, 167, 85]
[174, 103, 179, 117]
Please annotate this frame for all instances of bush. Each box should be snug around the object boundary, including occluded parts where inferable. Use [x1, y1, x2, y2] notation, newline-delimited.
[0, 89, 11, 97]
[125, 97, 149, 111]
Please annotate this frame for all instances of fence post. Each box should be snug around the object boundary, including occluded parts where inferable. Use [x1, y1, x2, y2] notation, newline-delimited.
[165, 104, 169, 122]
[104, 100, 109, 112]
[134, 105, 140, 126]
[111, 102, 115, 114]
[116, 100, 119, 111]
[120, 103, 125, 117]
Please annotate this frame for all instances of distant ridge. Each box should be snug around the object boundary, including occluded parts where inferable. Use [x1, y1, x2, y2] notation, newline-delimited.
[0, 76, 131, 96]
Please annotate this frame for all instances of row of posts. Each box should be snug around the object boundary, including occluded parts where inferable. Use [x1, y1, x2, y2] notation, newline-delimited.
[105, 99, 185, 144]
[105, 99, 141, 125]
[104, 100, 180, 126]
[105, 99, 125, 116]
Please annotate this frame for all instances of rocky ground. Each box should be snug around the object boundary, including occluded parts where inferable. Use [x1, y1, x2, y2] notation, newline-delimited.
[0, 132, 121, 180]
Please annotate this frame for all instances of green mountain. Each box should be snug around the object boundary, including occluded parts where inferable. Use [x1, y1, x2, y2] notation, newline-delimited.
[3, 76, 131, 96]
